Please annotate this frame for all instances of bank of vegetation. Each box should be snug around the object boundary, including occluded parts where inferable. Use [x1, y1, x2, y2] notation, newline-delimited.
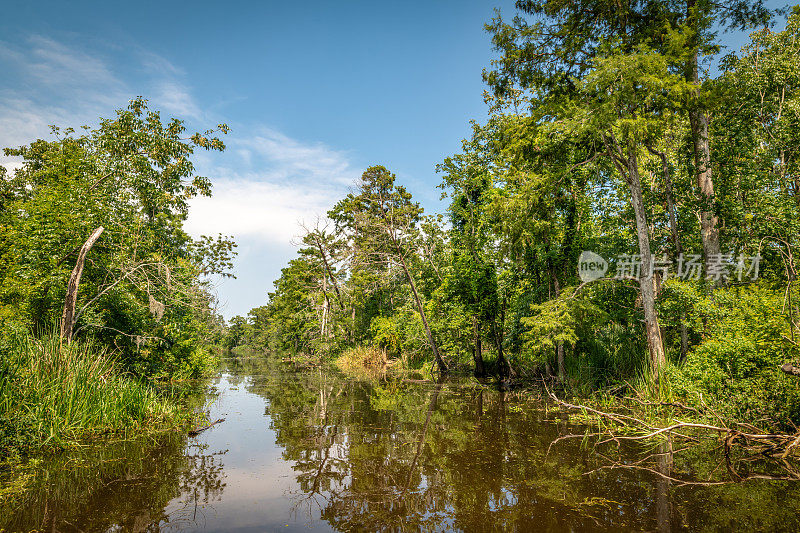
[0, 98, 234, 457]
[228, 4, 800, 434]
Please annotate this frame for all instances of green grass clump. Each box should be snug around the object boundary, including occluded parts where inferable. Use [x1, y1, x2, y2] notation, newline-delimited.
[0, 330, 186, 453]
[335, 345, 390, 378]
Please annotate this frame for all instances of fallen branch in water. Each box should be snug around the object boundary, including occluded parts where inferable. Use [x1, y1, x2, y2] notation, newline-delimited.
[188, 418, 225, 437]
[623, 395, 703, 416]
[586, 453, 800, 486]
[545, 386, 800, 483]
[545, 386, 800, 457]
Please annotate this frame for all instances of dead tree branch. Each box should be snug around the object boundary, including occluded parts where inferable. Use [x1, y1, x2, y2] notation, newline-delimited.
[61, 226, 104, 341]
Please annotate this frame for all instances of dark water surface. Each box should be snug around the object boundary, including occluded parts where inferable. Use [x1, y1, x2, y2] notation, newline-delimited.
[3, 357, 800, 532]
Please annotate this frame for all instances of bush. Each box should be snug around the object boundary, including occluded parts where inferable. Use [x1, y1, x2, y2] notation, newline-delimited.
[370, 316, 401, 358]
[672, 286, 800, 429]
[371, 309, 430, 369]
[335, 346, 390, 378]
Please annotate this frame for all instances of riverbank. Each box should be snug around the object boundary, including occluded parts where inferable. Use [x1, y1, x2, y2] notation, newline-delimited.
[0, 330, 210, 503]
[325, 345, 800, 468]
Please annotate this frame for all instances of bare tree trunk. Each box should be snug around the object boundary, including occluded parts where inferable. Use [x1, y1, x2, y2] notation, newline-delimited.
[310, 233, 344, 309]
[554, 277, 565, 382]
[649, 145, 689, 361]
[605, 134, 666, 372]
[625, 152, 667, 371]
[472, 316, 486, 378]
[61, 226, 104, 341]
[492, 296, 513, 379]
[320, 276, 329, 338]
[686, 28, 721, 265]
[350, 307, 356, 343]
[394, 246, 448, 374]
[690, 106, 721, 262]
[493, 328, 513, 379]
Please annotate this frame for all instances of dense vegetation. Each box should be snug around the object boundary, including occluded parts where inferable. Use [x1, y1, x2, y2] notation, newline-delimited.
[0, 98, 235, 453]
[229, 4, 800, 429]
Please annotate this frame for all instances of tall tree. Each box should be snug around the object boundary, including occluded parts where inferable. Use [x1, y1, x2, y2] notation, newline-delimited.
[440, 120, 510, 378]
[487, 32, 695, 369]
[0, 97, 235, 377]
[486, 0, 774, 268]
[330, 166, 448, 374]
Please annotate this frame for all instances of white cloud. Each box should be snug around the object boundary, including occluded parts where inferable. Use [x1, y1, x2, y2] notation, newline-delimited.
[186, 178, 342, 244]
[185, 129, 360, 244]
[0, 34, 203, 169]
[152, 79, 203, 120]
[239, 130, 354, 185]
[24, 35, 125, 99]
[0, 33, 360, 317]
[137, 49, 183, 77]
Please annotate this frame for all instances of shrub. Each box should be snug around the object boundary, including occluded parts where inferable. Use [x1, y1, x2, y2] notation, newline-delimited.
[335, 346, 389, 378]
[370, 316, 401, 358]
[371, 310, 430, 369]
[672, 285, 800, 429]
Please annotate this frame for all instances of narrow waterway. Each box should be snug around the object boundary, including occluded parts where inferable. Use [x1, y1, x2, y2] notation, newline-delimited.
[3, 356, 800, 532]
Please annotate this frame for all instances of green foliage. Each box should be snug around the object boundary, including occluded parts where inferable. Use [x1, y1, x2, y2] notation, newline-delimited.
[672, 285, 800, 428]
[519, 289, 606, 365]
[224, 315, 253, 350]
[0, 97, 233, 379]
[521, 295, 578, 360]
[0, 98, 231, 453]
[714, 7, 800, 252]
[245, 6, 800, 430]
[0, 329, 187, 454]
[370, 316, 401, 358]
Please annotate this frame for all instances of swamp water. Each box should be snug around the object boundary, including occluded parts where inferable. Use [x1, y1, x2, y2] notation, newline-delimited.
[3, 356, 800, 532]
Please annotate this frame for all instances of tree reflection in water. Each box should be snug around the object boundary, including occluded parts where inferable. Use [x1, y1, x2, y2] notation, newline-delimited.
[165, 445, 228, 530]
[0, 425, 227, 532]
[4, 356, 800, 532]
[241, 356, 800, 532]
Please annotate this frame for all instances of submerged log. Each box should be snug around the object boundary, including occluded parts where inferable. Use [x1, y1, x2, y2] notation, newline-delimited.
[188, 418, 225, 437]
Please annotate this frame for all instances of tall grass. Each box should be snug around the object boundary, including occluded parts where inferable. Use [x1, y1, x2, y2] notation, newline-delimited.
[0, 330, 184, 452]
[335, 346, 390, 379]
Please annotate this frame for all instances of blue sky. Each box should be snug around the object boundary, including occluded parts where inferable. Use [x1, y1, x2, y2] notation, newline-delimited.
[0, 0, 789, 319]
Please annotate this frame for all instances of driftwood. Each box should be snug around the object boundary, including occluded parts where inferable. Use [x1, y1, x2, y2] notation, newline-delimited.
[624, 395, 703, 415]
[546, 386, 800, 483]
[188, 418, 225, 437]
[60, 226, 104, 341]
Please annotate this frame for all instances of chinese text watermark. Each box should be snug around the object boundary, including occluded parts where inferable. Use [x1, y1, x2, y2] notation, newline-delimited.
[578, 251, 761, 283]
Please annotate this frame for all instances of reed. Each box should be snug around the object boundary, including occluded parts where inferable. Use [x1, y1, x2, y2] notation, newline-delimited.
[335, 345, 390, 378]
[0, 329, 184, 452]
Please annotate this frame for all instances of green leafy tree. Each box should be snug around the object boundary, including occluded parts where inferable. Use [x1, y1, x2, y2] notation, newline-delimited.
[486, 0, 774, 268]
[0, 97, 235, 377]
[330, 166, 448, 374]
